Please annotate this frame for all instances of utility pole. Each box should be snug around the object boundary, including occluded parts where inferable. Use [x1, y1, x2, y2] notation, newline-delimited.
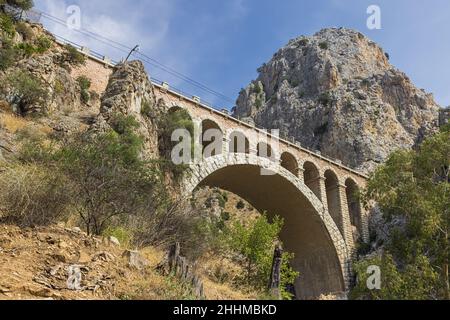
[125, 45, 140, 62]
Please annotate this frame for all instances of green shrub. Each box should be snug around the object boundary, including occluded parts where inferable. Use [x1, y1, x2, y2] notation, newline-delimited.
[12, 36, 52, 57]
[288, 78, 299, 88]
[45, 115, 158, 235]
[318, 91, 332, 106]
[53, 79, 64, 95]
[76, 76, 91, 104]
[14, 42, 35, 56]
[140, 99, 153, 117]
[351, 254, 438, 300]
[319, 41, 329, 50]
[76, 75, 91, 90]
[226, 214, 299, 299]
[297, 38, 308, 47]
[0, 13, 15, 37]
[158, 108, 194, 179]
[3, 0, 34, 11]
[0, 162, 71, 227]
[355, 125, 450, 300]
[103, 226, 133, 248]
[15, 21, 33, 40]
[34, 36, 51, 53]
[215, 191, 227, 208]
[63, 44, 86, 65]
[253, 82, 263, 94]
[80, 90, 90, 104]
[255, 97, 263, 109]
[6, 70, 49, 114]
[0, 44, 18, 70]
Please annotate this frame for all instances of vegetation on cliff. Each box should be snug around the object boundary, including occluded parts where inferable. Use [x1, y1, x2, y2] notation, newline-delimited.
[352, 125, 450, 300]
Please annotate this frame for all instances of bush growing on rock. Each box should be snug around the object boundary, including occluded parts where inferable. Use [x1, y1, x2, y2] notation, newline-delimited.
[76, 75, 91, 104]
[0, 0, 34, 11]
[0, 12, 15, 37]
[319, 41, 329, 50]
[158, 108, 194, 179]
[15, 21, 33, 40]
[4, 70, 48, 114]
[0, 41, 18, 70]
[63, 44, 86, 66]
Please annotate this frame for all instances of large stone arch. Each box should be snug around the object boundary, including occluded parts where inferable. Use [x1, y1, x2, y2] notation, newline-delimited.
[183, 154, 350, 299]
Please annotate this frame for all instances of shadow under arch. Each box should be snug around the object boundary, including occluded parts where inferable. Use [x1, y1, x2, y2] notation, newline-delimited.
[185, 155, 349, 299]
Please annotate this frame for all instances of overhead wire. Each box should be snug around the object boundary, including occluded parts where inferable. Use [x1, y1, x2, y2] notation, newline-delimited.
[37, 10, 234, 104]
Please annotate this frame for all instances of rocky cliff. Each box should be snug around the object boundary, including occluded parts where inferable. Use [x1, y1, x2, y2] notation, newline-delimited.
[233, 28, 441, 173]
[90, 60, 164, 158]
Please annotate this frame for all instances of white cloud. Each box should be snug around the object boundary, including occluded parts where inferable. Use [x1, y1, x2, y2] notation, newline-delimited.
[35, 0, 171, 61]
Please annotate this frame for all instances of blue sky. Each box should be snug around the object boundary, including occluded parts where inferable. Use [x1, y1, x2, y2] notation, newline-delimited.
[34, 0, 450, 109]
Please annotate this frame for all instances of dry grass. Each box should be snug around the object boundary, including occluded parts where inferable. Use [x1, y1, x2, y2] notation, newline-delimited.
[0, 100, 10, 113]
[198, 253, 261, 300]
[0, 113, 30, 133]
[0, 112, 53, 136]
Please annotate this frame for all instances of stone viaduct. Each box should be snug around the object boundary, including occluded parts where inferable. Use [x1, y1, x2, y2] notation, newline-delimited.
[69, 41, 370, 299]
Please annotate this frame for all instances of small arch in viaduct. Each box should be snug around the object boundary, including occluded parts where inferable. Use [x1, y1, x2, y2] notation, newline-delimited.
[324, 169, 343, 236]
[257, 142, 274, 159]
[345, 178, 363, 242]
[303, 161, 321, 200]
[280, 152, 298, 177]
[201, 119, 223, 158]
[229, 131, 250, 154]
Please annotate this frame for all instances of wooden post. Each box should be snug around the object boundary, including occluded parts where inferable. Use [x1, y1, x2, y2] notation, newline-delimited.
[168, 242, 181, 273]
[268, 245, 283, 300]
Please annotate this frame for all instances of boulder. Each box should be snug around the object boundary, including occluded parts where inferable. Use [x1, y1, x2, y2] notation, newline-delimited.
[122, 250, 149, 270]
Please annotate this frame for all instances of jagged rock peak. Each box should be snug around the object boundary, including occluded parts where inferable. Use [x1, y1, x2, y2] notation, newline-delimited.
[234, 27, 441, 173]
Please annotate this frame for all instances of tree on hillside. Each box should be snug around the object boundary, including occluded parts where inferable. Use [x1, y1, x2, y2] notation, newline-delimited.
[352, 125, 450, 300]
[0, 0, 34, 11]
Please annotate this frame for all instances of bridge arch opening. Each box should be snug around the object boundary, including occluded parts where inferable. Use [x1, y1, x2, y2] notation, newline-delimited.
[229, 131, 250, 154]
[325, 170, 343, 236]
[303, 161, 321, 200]
[191, 161, 346, 299]
[167, 105, 185, 114]
[280, 152, 298, 177]
[345, 178, 363, 242]
[201, 119, 223, 158]
[257, 142, 274, 159]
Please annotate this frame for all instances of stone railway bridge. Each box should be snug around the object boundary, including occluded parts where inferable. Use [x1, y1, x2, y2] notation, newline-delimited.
[70, 44, 370, 299]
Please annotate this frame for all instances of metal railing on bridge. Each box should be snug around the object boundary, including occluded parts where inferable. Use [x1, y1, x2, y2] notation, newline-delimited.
[10, 8, 367, 178]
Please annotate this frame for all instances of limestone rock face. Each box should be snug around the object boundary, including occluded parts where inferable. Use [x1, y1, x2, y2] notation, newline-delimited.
[91, 60, 164, 158]
[233, 28, 441, 173]
[0, 24, 88, 116]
